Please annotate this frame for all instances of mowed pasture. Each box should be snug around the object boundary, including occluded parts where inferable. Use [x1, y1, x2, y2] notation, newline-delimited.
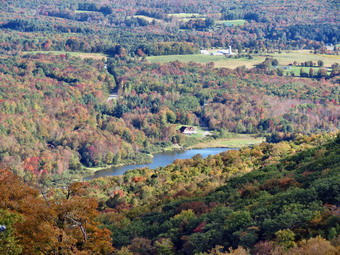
[75, 10, 100, 14]
[169, 13, 206, 22]
[148, 54, 268, 69]
[22, 51, 108, 60]
[215, 20, 246, 26]
[266, 50, 339, 67]
[191, 134, 265, 149]
[168, 13, 204, 18]
[133, 15, 160, 23]
[169, 13, 245, 26]
[277, 66, 332, 76]
[147, 50, 340, 69]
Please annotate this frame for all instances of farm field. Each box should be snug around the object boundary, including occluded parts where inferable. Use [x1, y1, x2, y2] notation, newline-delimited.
[190, 134, 265, 149]
[168, 13, 204, 18]
[133, 15, 160, 22]
[75, 10, 100, 13]
[265, 50, 339, 67]
[168, 14, 244, 26]
[22, 51, 108, 60]
[147, 50, 340, 69]
[169, 13, 206, 22]
[215, 19, 246, 26]
[180, 17, 206, 22]
[148, 54, 267, 69]
[276, 66, 332, 76]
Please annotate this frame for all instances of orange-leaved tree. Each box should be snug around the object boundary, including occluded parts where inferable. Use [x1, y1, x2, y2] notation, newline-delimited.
[0, 169, 113, 254]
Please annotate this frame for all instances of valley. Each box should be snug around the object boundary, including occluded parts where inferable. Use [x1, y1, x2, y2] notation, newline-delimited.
[0, 0, 339, 254]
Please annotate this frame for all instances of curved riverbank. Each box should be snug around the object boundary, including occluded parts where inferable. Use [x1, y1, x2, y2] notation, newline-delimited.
[84, 135, 265, 179]
[86, 147, 235, 180]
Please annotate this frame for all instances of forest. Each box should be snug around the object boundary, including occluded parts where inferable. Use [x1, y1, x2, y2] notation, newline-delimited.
[0, 54, 338, 178]
[1, 133, 339, 254]
[0, 0, 339, 254]
[0, 0, 339, 56]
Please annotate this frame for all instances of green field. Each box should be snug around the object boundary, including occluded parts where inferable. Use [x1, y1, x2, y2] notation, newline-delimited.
[181, 17, 206, 22]
[23, 51, 107, 60]
[175, 125, 265, 149]
[148, 54, 265, 69]
[147, 50, 340, 70]
[265, 51, 339, 67]
[275, 66, 332, 76]
[168, 13, 204, 18]
[133, 15, 158, 22]
[168, 14, 244, 26]
[75, 10, 100, 14]
[215, 19, 246, 26]
[191, 134, 265, 149]
[169, 13, 206, 22]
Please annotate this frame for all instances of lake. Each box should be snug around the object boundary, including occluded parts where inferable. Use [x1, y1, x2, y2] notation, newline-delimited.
[87, 147, 235, 179]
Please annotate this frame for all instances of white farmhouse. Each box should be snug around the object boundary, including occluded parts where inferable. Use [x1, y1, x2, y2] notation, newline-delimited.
[200, 50, 210, 55]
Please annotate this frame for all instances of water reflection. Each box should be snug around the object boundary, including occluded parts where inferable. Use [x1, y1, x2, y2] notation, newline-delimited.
[88, 147, 235, 179]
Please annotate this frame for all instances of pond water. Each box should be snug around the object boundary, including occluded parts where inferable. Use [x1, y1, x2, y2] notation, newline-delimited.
[87, 147, 235, 179]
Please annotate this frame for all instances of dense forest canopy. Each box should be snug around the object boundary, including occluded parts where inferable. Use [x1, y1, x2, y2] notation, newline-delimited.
[1, 134, 339, 254]
[91, 133, 340, 254]
[0, 0, 339, 56]
[0, 54, 338, 178]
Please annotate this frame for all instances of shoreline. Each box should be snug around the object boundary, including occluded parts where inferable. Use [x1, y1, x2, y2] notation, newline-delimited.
[84, 154, 155, 173]
[84, 135, 265, 175]
[84, 143, 192, 174]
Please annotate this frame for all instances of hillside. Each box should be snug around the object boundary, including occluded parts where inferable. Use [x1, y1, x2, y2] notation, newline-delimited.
[92, 134, 340, 254]
[0, 134, 339, 254]
[0, 54, 339, 180]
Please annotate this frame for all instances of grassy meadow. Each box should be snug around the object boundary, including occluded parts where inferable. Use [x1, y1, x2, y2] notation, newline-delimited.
[215, 19, 246, 26]
[23, 51, 108, 60]
[168, 13, 206, 22]
[190, 134, 265, 149]
[168, 13, 245, 26]
[75, 10, 100, 14]
[277, 66, 332, 76]
[174, 125, 265, 149]
[134, 15, 156, 22]
[147, 50, 340, 70]
[168, 13, 204, 18]
[266, 50, 339, 67]
[148, 54, 266, 69]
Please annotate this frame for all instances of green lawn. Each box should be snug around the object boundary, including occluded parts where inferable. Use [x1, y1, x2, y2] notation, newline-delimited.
[22, 51, 107, 60]
[176, 125, 208, 138]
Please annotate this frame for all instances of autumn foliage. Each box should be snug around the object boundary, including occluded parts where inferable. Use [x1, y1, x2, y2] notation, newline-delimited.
[0, 169, 113, 254]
